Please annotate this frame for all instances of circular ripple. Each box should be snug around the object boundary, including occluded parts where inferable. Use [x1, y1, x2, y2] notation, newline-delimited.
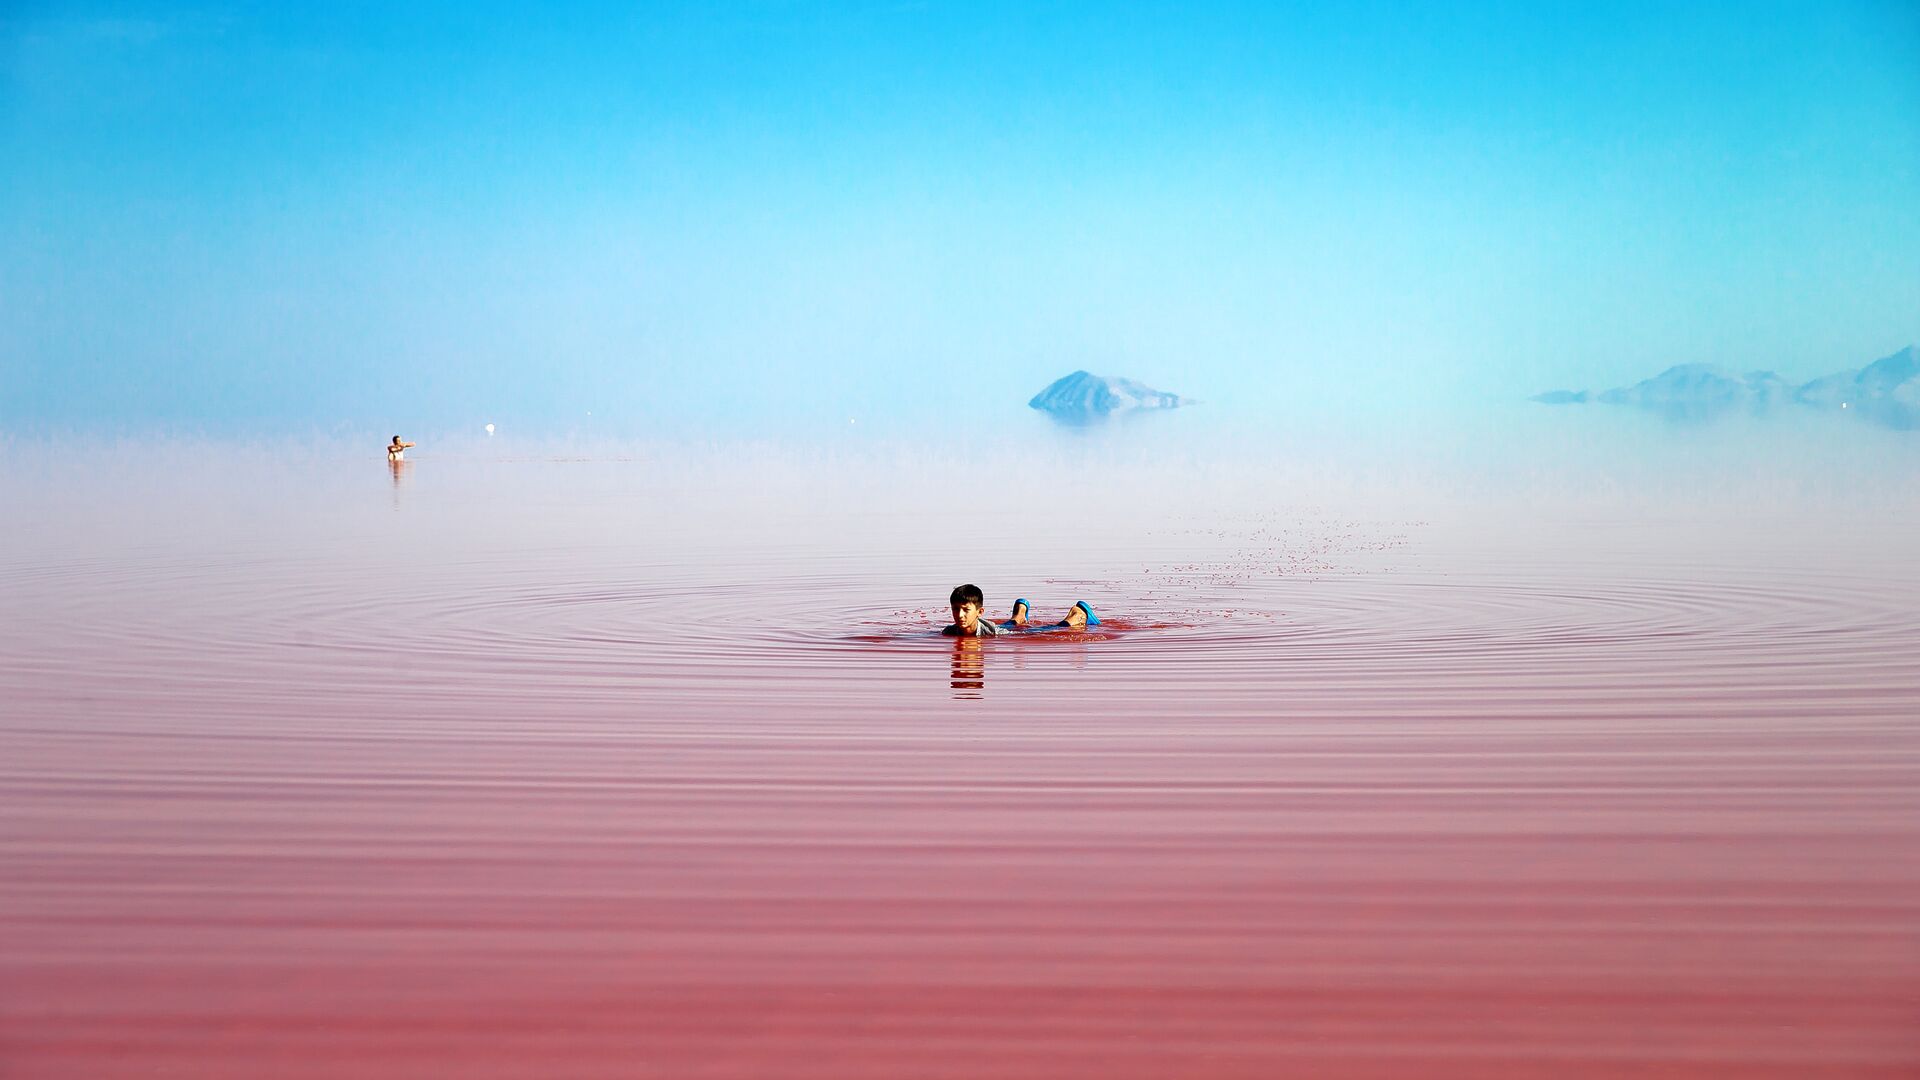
[4, 527, 1917, 732]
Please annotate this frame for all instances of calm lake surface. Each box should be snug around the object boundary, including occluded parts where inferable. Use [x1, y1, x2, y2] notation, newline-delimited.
[4, 429, 1918, 1078]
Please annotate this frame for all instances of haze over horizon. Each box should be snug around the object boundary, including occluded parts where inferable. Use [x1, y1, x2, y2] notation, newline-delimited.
[4, 2, 1918, 437]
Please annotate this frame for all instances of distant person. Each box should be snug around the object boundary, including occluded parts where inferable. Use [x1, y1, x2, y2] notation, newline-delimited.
[942, 584, 1098, 637]
[387, 436, 415, 462]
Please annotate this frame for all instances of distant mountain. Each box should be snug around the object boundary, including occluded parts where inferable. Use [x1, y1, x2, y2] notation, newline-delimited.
[1585, 364, 1793, 420]
[1794, 346, 1918, 430]
[1028, 371, 1193, 420]
[1534, 346, 1918, 429]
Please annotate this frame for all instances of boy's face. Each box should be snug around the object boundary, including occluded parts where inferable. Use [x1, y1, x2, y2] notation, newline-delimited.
[950, 601, 982, 633]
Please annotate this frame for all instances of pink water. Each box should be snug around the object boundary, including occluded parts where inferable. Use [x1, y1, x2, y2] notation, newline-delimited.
[3, 441, 1918, 1077]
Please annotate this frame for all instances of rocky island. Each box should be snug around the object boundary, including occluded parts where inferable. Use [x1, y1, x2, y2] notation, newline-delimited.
[1028, 371, 1193, 421]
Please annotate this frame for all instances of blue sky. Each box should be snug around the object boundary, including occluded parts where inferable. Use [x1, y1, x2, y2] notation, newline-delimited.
[3, 1, 1917, 435]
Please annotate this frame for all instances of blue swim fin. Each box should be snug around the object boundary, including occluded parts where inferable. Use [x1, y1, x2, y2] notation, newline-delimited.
[1002, 598, 1031, 629]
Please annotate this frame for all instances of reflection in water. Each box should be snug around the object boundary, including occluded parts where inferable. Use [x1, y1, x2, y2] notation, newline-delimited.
[388, 458, 409, 509]
[949, 631, 1099, 698]
[950, 637, 984, 698]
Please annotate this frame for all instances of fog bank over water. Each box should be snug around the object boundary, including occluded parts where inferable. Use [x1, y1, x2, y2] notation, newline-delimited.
[6, 409, 1917, 542]
[8, 399, 1916, 617]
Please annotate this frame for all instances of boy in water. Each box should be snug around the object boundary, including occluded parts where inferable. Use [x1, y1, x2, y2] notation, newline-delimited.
[388, 436, 415, 462]
[943, 584, 1097, 636]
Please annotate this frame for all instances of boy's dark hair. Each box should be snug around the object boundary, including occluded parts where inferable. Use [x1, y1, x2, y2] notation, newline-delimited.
[949, 583, 985, 608]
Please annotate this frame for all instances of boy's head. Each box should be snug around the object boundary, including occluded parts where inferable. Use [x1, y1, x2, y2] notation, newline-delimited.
[949, 583, 985, 633]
